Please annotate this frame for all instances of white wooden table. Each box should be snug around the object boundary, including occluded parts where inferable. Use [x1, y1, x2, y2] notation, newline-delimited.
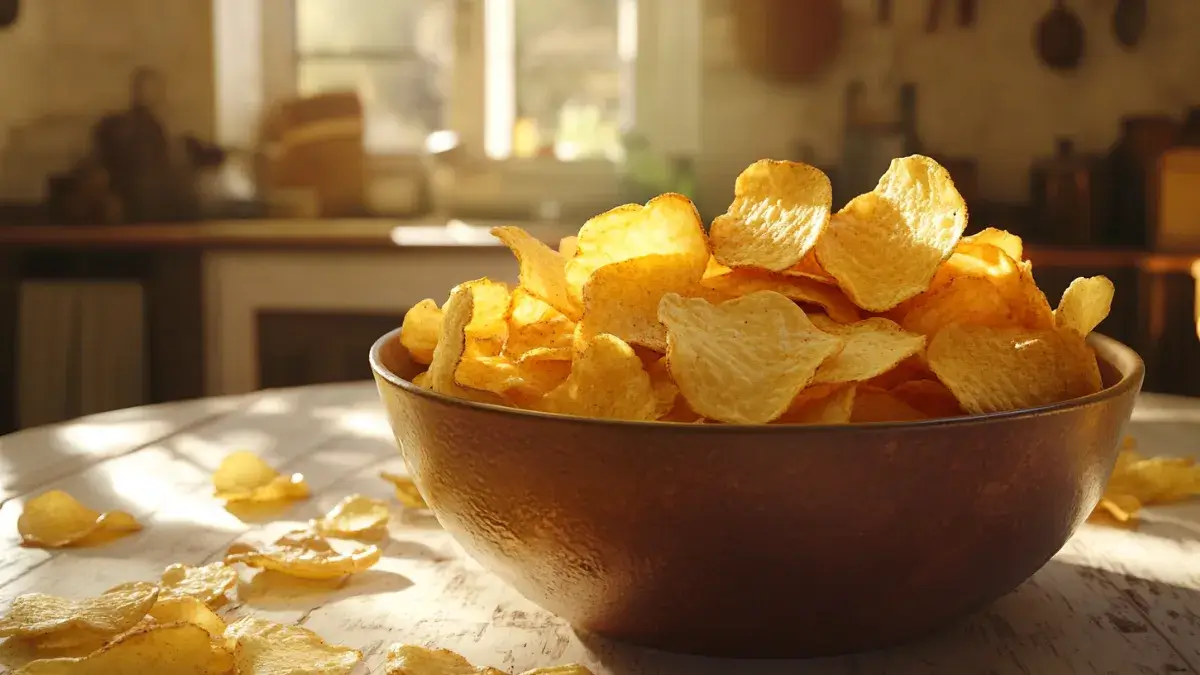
[2, 383, 1199, 675]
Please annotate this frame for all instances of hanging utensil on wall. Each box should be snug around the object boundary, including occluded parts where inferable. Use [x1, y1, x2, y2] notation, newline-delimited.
[925, 0, 945, 32]
[957, 0, 977, 28]
[1035, 0, 1085, 72]
[877, 0, 892, 25]
[1112, 0, 1147, 50]
[0, 0, 18, 29]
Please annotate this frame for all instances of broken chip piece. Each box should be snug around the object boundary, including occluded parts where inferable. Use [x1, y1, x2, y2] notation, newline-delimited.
[224, 530, 380, 580]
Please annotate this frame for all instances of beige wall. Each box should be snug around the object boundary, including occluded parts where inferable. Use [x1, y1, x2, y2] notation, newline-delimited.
[695, 0, 1200, 216]
[0, 0, 214, 200]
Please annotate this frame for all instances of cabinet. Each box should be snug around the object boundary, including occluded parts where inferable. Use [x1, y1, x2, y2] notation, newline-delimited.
[257, 310, 405, 389]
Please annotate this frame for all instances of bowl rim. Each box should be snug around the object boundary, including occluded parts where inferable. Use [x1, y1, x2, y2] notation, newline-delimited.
[369, 327, 1145, 432]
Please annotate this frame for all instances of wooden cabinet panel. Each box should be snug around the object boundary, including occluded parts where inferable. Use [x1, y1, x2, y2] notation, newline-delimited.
[257, 310, 405, 389]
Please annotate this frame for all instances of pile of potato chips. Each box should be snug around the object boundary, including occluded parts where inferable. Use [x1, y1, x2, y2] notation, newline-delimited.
[400, 155, 1116, 425]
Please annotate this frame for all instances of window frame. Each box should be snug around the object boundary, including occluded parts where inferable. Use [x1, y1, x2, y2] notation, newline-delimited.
[253, 0, 700, 211]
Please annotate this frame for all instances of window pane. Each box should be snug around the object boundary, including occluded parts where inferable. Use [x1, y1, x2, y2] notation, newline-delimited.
[511, 0, 629, 161]
[297, 58, 446, 154]
[296, 0, 451, 58]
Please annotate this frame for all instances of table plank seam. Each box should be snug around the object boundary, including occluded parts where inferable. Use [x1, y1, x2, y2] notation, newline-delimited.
[1087, 559, 1200, 674]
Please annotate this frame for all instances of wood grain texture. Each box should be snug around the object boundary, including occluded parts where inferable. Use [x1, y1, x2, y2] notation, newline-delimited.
[1, 383, 1198, 674]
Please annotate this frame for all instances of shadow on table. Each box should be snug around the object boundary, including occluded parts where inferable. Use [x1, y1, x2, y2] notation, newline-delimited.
[236, 568, 413, 612]
[573, 559, 1200, 675]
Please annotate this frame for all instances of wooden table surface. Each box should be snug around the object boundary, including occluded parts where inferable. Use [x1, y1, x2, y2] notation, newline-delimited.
[2, 383, 1199, 674]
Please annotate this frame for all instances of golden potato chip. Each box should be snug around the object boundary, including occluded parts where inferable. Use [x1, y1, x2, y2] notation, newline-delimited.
[897, 275, 1014, 338]
[146, 597, 225, 638]
[658, 291, 844, 424]
[1106, 453, 1200, 504]
[541, 333, 657, 421]
[646, 356, 681, 419]
[700, 268, 861, 324]
[809, 316, 925, 384]
[1093, 494, 1141, 523]
[384, 644, 593, 675]
[558, 235, 578, 258]
[0, 636, 101, 671]
[455, 278, 511, 355]
[212, 451, 309, 504]
[517, 346, 573, 363]
[426, 286, 503, 405]
[815, 155, 967, 311]
[962, 227, 1023, 261]
[579, 253, 704, 353]
[1055, 275, 1114, 337]
[17, 490, 142, 548]
[783, 251, 838, 284]
[491, 226, 580, 319]
[380, 471, 428, 509]
[455, 353, 571, 404]
[225, 617, 361, 675]
[400, 299, 443, 364]
[850, 386, 928, 423]
[11, 622, 234, 675]
[927, 324, 1103, 415]
[225, 530, 380, 580]
[775, 383, 856, 424]
[888, 379, 964, 418]
[565, 193, 708, 302]
[312, 494, 390, 540]
[412, 371, 432, 388]
[159, 563, 238, 609]
[0, 582, 159, 640]
[710, 159, 832, 271]
[504, 288, 575, 360]
[863, 354, 934, 390]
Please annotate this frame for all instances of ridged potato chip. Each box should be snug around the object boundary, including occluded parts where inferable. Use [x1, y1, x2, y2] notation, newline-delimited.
[491, 226, 580, 319]
[809, 316, 926, 384]
[565, 193, 708, 302]
[540, 333, 657, 421]
[816, 155, 967, 311]
[146, 597, 225, 638]
[400, 299, 443, 364]
[225, 530, 381, 580]
[889, 379, 964, 418]
[455, 278, 510, 355]
[11, 622, 234, 675]
[851, 386, 929, 423]
[212, 451, 309, 504]
[225, 617, 361, 675]
[380, 471, 428, 509]
[311, 494, 390, 540]
[710, 159, 833, 271]
[1055, 275, 1114, 337]
[17, 490, 142, 548]
[897, 275, 1014, 338]
[775, 383, 856, 424]
[0, 582, 159, 640]
[579, 253, 705, 353]
[427, 286, 503, 404]
[658, 291, 844, 424]
[504, 289, 575, 360]
[927, 324, 1103, 415]
[782, 251, 838, 284]
[160, 563, 238, 609]
[384, 644, 593, 675]
[700, 267, 861, 324]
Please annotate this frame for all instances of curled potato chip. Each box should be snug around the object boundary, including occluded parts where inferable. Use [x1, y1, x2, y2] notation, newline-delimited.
[775, 383, 856, 424]
[384, 644, 594, 675]
[1090, 438, 1200, 525]
[565, 193, 708, 302]
[380, 471, 428, 509]
[710, 159, 833, 271]
[1055, 275, 1114, 337]
[146, 597, 225, 638]
[517, 346, 573, 363]
[851, 386, 929, 423]
[504, 289, 575, 360]
[898, 275, 1015, 337]
[558, 235, 578, 258]
[700, 268, 861, 324]
[427, 287, 499, 404]
[455, 278, 510, 355]
[456, 353, 571, 404]
[0, 582, 158, 640]
[17, 490, 142, 548]
[927, 324, 1103, 415]
[412, 371, 432, 388]
[962, 227, 1023, 261]
[225, 617, 361, 675]
[400, 299, 443, 364]
[889, 379, 964, 418]
[312, 494, 390, 540]
[11, 622, 234, 675]
[491, 226, 580, 319]
[646, 356, 681, 419]
[225, 530, 380, 580]
[160, 563, 238, 609]
[579, 253, 705, 353]
[659, 291, 844, 424]
[541, 333, 658, 421]
[809, 316, 925, 384]
[212, 451, 309, 504]
[816, 155, 967, 312]
[783, 251, 838, 284]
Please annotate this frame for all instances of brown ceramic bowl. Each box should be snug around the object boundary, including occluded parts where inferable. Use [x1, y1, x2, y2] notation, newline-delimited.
[370, 329, 1143, 658]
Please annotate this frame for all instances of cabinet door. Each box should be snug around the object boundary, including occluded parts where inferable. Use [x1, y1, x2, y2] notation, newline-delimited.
[257, 310, 405, 389]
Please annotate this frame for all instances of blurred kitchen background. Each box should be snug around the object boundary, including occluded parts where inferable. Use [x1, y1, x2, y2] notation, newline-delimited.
[1, 0, 1199, 433]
